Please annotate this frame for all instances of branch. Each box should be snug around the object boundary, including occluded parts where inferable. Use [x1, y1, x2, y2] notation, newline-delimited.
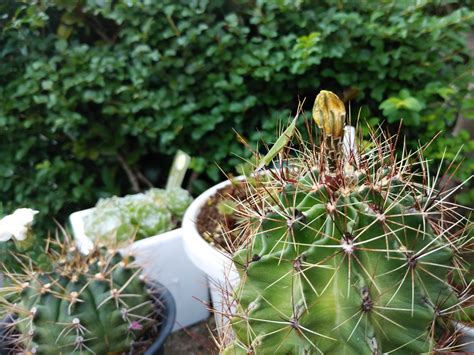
[186, 171, 199, 192]
[116, 153, 140, 192]
[135, 170, 154, 188]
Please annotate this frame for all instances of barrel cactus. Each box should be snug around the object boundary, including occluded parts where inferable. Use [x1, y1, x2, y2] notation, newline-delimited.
[1, 238, 159, 354]
[222, 91, 472, 354]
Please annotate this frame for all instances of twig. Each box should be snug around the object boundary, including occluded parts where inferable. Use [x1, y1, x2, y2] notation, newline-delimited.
[86, 14, 116, 43]
[166, 14, 181, 37]
[135, 170, 154, 188]
[116, 153, 140, 192]
[186, 171, 199, 192]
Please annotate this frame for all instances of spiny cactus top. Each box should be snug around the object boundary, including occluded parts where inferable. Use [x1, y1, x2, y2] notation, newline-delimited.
[1, 239, 159, 354]
[222, 92, 472, 354]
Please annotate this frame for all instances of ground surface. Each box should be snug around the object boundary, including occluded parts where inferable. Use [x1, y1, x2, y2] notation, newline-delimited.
[165, 317, 217, 354]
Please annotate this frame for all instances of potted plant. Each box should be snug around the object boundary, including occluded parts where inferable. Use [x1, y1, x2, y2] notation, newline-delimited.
[69, 151, 210, 331]
[182, 97, 356, 330]
[183, 91, 473, 352]
[0, 233, 176, 355]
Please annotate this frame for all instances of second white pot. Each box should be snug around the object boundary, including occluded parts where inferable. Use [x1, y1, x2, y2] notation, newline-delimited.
[182, 178, 240, 332]
[455, 321, 474, 353]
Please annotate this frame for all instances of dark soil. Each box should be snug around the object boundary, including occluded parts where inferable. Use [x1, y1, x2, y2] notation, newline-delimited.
[164, 317, 218, 354]
[196, 181, 251, 252]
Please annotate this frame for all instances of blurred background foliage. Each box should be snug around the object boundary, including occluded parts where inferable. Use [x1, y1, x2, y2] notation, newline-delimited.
[0, 0, 473, 228]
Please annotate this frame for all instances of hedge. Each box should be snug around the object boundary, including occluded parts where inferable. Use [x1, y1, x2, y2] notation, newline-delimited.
[0, 0, 473, 227]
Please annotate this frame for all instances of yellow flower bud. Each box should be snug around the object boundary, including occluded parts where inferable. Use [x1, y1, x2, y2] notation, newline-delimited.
[312, 90, 346, 138]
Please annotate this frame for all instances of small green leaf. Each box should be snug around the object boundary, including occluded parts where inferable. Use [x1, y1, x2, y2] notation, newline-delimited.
[256, 115, 298, 170]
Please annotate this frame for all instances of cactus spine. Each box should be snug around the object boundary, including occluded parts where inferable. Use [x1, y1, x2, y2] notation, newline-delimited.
[222, 92, 472, 354]
[1, 239, 158, 354]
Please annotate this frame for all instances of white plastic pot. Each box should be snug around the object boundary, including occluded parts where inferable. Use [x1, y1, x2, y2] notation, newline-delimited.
[455, 321, 474, 353]
[182, 179, 240, 332]
[69, 209, 210, 332]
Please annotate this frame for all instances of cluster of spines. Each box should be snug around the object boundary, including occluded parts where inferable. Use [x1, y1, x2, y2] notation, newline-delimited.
[1, 238, 158, 354]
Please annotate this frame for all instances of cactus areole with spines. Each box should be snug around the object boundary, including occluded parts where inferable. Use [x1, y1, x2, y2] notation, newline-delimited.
[2, 240, 158, 354]
[223, 91, 471, 354]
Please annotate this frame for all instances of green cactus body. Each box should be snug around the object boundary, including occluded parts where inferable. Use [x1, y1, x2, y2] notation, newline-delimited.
[6, 245, 157, 354]
[225, 141, 468, 354]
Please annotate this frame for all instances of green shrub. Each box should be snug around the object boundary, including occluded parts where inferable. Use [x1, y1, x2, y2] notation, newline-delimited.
[0, 0, 472, 226]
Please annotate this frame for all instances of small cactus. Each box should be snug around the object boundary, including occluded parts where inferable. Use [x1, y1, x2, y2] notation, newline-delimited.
[221, 91, 472, 354]
[147, 187, 193, 219]
[84, 187, 192, 247]
[1, 237, 159, 354]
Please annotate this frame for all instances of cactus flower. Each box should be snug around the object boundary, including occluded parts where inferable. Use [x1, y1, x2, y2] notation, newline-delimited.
[312, 90, 346, 138]
[0, 208, 38, 242]
[128, 321, 143, 330]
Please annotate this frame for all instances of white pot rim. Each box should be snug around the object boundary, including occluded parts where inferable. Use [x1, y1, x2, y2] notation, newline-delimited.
[69, 208, 181, 255]
[455, 320, 474, 337]
[182, 177, 245, 282]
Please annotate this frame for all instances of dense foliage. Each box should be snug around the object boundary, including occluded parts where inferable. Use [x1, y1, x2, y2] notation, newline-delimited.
[0, 0, 472, 226]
